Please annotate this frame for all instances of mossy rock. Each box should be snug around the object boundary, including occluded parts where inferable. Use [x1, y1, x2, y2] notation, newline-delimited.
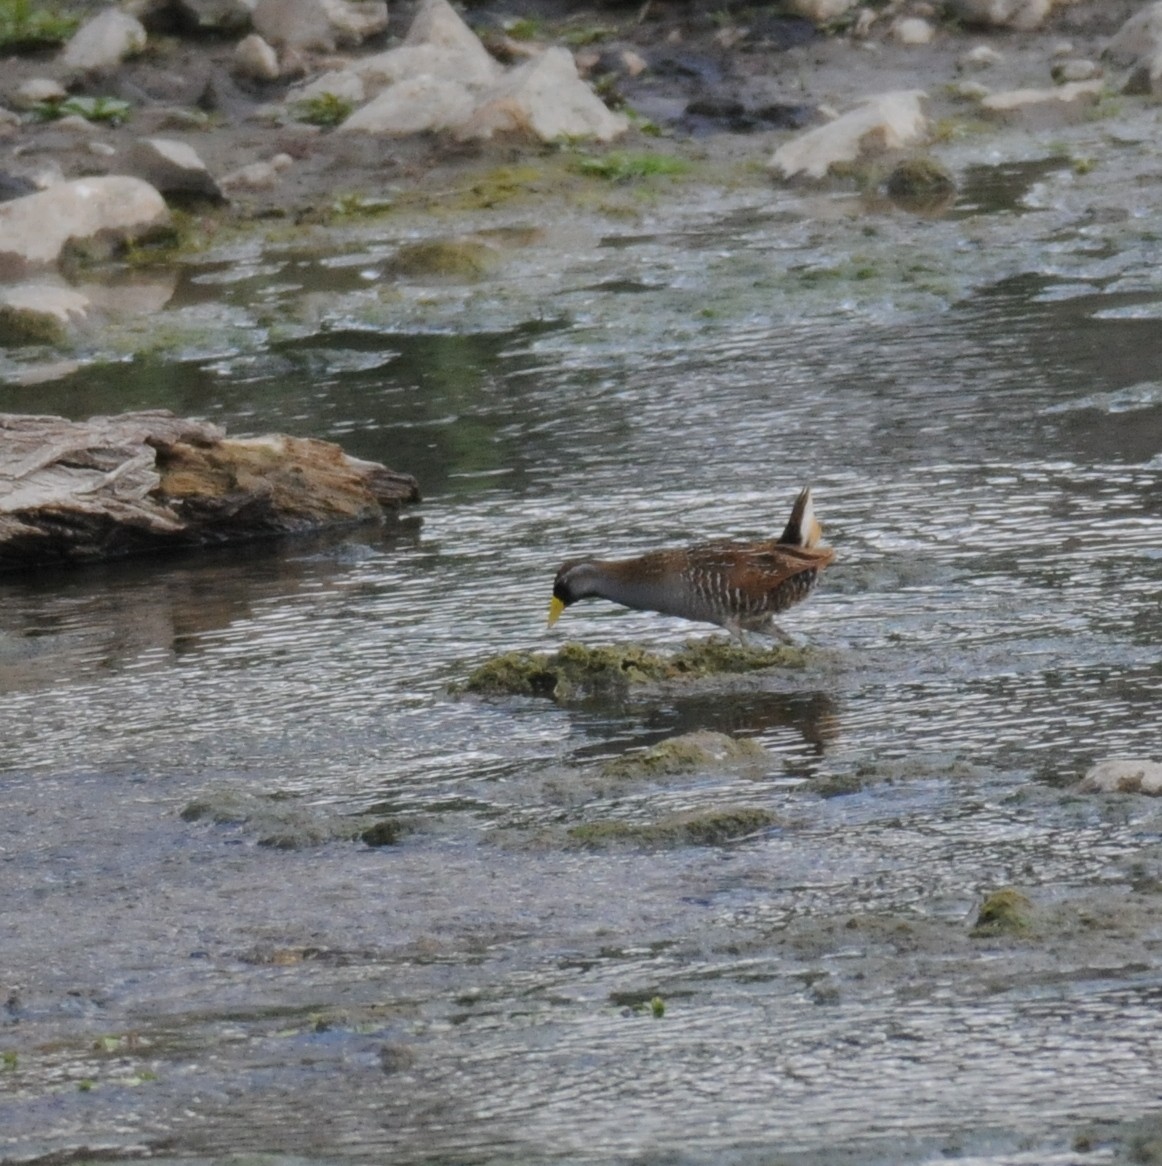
[387, 237, 499, 281]
[182, 788, 411, 849]
[970, 887, 1034, 937]
[601, 730, 767, 780]
[885, 157, 957, 212]
[455, 639, 809, 702]
[567, 805, 777, 850]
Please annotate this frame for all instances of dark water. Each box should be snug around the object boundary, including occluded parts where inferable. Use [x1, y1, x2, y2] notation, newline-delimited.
[2, 133, 1162, 1164]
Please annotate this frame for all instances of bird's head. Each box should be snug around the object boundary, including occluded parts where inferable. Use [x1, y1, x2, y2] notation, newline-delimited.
[547, 560, 600, 626]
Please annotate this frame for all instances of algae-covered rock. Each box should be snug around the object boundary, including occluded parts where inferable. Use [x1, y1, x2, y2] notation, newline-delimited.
[971, 887, 1034, 937]
[601, 730, 767, 780]
[182, 787, 412, 849]
[387, 237, 500, 281]
[885, 157, 957, 212]
[456, 639, 809, 702]
[567, 806, 777, 850]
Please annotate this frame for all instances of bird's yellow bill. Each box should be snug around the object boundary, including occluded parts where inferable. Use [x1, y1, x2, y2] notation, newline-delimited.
[547, 596, 565, 627]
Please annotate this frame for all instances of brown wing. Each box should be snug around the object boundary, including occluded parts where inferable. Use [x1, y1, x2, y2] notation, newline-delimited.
[690, 540, 833, 592]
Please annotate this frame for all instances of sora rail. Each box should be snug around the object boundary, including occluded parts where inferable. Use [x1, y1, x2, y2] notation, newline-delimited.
[548, 487, 835, 641]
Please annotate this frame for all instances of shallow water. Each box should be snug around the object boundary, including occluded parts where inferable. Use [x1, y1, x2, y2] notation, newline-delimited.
[2, 112, 1162, 1165]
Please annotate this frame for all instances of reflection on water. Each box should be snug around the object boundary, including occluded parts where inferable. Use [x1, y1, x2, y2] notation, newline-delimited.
[2, 157, 1162, 1163]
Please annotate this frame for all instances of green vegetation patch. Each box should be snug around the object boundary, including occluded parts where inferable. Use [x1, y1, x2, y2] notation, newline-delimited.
[293, 92, 354, 127]
[568, 806, 777, 850]
[575, 151, 691, 184]
[0, 0, 77, 52]
[456, 639, 806, 702]
[33, 95, 132, 125]
[971, 887, 1034, 937]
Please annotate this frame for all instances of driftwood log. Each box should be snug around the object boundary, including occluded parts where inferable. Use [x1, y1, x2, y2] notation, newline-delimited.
[0, 411, 420, 572]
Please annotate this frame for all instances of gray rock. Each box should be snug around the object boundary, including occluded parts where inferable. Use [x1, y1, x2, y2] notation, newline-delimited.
[61, 8, 147, 75]
[1124, 51, 1162, 98]
[980, 79, 1103, 113]
[340, 75, 475, 135]
[11, 78, 68, 109]
[1105, 2, 1162, 69]
[126, 138, 224, 201]
[233, 33, 281, 81]
[0, 177, 169, 277]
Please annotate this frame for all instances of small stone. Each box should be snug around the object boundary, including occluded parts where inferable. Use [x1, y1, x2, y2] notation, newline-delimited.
[233, 34, 282, 82]
[981, 79, 1103, 113]
[61, 9, 147, 75]
[1078, 759, 1162, 795]
[126, 138, 224, 201]
[1050, 58, 1101, 84]
[893, 18, 934, 45]
[784, 0, 857, 22]
[12, 78, 68, 109]
[957, 44, 1004, 71]
[174, 0, 254, 32]
[947, 0, 1051, 30]
[219, 153, 294, 192]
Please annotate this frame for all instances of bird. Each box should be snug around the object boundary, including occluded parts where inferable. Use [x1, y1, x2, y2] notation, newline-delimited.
[548, 487, 835, 642]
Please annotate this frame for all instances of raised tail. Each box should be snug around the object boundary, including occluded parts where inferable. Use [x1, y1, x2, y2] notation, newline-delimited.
[778, 487, 824, 549]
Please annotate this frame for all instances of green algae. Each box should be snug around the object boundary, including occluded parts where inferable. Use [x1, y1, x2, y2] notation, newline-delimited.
[971, 887, 1034, 937]
[567, 806, 777, 850]
[456, 639, 809, 702]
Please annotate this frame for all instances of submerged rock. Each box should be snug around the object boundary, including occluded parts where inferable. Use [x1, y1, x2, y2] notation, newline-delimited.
[971, 887, 1034, 936]
[601, 730, 768, 780]
[885, 156, 957, 212]
[0, 410, 420, 572]
[456, 639, 809, 702]
[567, 806, 778, 850]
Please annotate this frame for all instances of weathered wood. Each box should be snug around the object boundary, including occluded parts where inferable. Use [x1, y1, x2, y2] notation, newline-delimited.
[0, 411, 420, 572]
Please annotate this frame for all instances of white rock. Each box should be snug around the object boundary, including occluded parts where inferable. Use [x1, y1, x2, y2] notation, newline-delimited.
[0, 283, 91, 343]
[1079, 759, 1162, 795]
[339, 75, 476, 135]
[783, 0, 857, 23]
[288, 68, 366, 106]
[951, 79, 992, 101]
[948, 0, 1052, 29]
[458, 46, 630, 143]
[893, 17, 934, 45]
[1105, 2, 1162, 69]
[234, 33, 282, 81]
[1051, 58, 1101, 84]
[61, 8, 147, 74]
[769, 90, 928, 180]
[0, 177, 169, 276]
[126, 138, 223, 200]
[404, 0, 490, 55]
[220, 153, 295, 192]
[356, 43, 502, 95]
[252, 0, 387, 51]
[957, 44, 1004, 71]
[12, 78, 69, 109]
[981, 78, 1103, 112]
